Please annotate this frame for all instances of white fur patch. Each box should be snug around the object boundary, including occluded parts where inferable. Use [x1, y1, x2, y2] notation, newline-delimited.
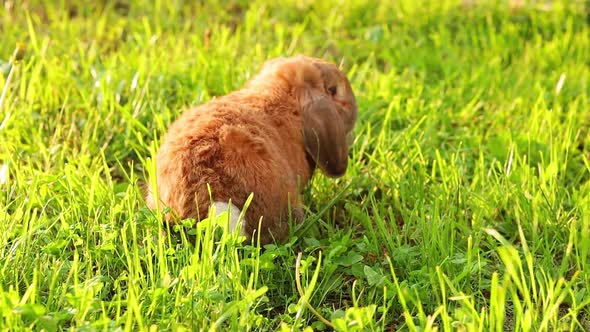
[211, 201, 245, 236]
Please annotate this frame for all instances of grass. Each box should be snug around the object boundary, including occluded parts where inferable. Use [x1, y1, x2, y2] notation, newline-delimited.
[0, 0, 589, 330]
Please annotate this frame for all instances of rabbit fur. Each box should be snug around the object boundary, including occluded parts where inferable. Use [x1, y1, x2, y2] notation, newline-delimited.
[146, 55, 358, 244]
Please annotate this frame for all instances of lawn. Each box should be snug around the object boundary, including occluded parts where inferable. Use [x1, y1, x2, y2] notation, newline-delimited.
[1, 0, 589, 331]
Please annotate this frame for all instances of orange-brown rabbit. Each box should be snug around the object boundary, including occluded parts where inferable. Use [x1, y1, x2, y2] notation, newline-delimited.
[146, 55, 358, 244]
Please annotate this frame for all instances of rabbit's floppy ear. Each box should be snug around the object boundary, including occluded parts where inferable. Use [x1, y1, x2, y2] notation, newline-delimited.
[303, 97, 348, 177]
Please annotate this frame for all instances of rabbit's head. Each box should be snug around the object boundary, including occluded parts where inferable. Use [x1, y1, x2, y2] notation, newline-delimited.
[252, 55, 358, 177]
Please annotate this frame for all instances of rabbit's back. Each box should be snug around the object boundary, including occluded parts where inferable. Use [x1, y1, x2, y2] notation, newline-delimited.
[148, 90, 312, 238]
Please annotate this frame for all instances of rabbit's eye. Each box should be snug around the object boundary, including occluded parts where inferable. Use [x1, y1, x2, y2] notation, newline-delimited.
[327, 85, 337, 96]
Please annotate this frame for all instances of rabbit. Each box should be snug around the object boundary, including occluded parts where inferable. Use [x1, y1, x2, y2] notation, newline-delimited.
[146, 55, 358, 245]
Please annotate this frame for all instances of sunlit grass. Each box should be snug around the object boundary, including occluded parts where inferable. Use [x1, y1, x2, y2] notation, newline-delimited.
[1, 0, 589, 330]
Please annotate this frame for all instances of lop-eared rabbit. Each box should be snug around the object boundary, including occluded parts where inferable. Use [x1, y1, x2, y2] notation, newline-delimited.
[147, 55, 358, 244]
